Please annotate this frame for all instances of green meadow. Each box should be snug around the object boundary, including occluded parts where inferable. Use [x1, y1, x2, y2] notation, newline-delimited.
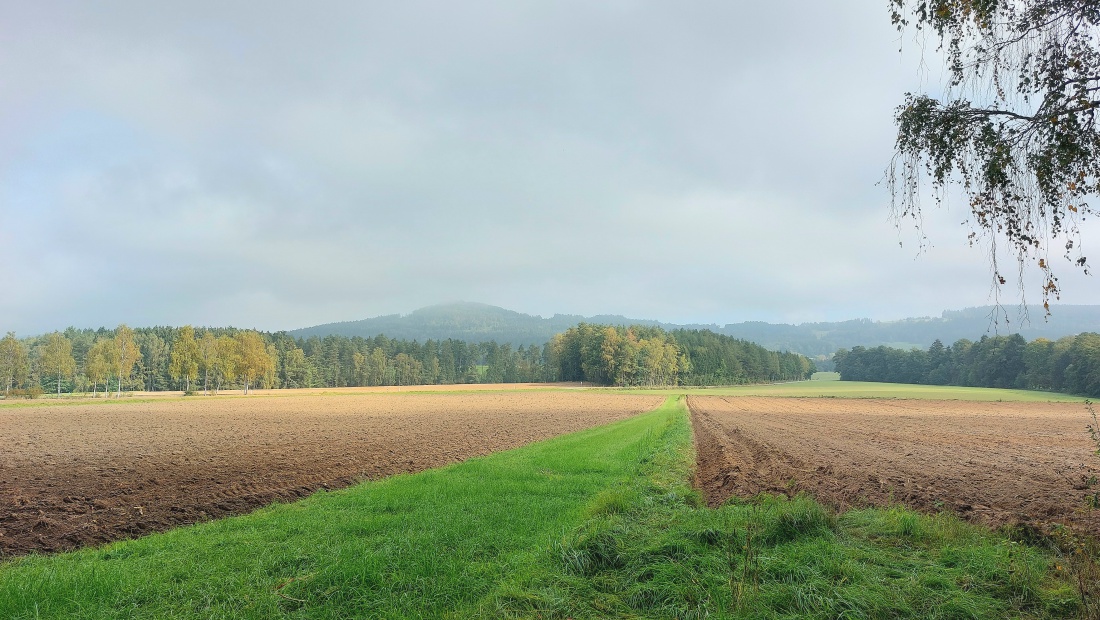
[623, 379, 1086, 402]
[0, 394, 1087, 618]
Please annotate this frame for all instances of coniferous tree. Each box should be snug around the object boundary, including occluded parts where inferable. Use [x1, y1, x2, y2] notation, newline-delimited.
[140, 333, 171, 392]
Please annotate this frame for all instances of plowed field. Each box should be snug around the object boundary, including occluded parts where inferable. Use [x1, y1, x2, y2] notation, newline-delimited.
[690, 396, 1100, 534]
[0, 391, 662, 556]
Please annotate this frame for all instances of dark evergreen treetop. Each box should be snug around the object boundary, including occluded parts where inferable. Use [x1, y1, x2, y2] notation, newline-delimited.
[833, 330, 1100, 397]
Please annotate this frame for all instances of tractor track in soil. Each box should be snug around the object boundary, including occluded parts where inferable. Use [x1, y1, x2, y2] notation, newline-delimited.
[0, 391, 662, 557]
[689, 395, 1100, 535]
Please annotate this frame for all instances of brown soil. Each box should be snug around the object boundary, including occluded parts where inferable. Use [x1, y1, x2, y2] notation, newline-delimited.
[0, 391, 661, 557]
[690, 396, 1100, 534]
[0, 382, 590, 406]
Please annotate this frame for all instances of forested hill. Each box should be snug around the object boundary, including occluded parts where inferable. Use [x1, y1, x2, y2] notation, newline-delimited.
[291, 302, 1100, 360]
[721, 305, 1100, 358]
[289, 302, 679, 347]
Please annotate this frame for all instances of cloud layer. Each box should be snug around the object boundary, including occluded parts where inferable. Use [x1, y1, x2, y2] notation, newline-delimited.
[2, 1, 1096, 335]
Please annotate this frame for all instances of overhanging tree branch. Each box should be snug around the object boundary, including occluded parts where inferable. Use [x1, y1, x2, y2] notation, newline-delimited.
[890, 0, 1099, 311]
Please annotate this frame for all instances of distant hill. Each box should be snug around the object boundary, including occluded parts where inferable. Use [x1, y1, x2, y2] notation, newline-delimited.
[291, 302, 1100, 364]
[289, 302, 678, 347]
[718, 305, 1100, 359]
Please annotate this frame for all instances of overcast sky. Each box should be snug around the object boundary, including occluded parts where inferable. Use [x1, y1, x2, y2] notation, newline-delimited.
[2, 1, 1097, 336]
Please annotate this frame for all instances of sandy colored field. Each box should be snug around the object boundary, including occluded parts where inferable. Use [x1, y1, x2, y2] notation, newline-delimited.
[690, 396, 1100, 534]
[0, 382, 589, 407]
[0, 391, 661, 556]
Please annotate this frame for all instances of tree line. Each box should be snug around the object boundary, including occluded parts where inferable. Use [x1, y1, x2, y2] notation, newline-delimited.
[0, 325, 550, 397]
[0, 322, 816, 397]
[832, 333, 1100, 397]
[550, 324, 815, 387]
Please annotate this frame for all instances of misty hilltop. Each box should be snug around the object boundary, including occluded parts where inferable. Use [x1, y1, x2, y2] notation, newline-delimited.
[288, 302, 675, 348]
[289, 302, 1100, 359]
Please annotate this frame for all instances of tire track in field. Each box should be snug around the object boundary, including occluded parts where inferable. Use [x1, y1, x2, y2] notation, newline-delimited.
[688, 395, 1100, 534]
[689, 396, 810, 507]
[0, 392, 663, 556]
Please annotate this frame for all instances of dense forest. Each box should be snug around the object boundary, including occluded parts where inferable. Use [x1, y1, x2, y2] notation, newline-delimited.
[551, 324, 815, 387]
[0, 326, 548, 397]
[832, 333, 1100, 397]
[0, 322, 815, 398]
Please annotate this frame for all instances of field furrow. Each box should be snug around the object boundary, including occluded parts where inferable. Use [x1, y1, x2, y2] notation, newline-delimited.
[690, 395, 1100, 533]
[0, 390, 662, 556]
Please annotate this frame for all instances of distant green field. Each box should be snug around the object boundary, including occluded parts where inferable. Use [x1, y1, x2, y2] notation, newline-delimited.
[623, 380, 1085, 402]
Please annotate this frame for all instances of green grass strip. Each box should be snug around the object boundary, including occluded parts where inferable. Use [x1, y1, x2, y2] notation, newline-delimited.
[486, 398, 1080, 619]
[0, 397, 683, 619]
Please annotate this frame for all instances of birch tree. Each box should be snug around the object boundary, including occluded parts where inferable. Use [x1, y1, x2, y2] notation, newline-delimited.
[0, 332, 29, 396]
[113, 325, 141, 397]
[235, 331, 274, 395]
[169, 325, 200, 392]
[213, 335, 239, 394]
[86, 339, 112, 398]
[38, 332, 76, 397]
[889, 0, 1100, 307]
[198, 330, 217, 395]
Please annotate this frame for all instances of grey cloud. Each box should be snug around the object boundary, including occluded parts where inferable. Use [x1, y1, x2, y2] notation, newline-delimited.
[0, 1, 1095, 335]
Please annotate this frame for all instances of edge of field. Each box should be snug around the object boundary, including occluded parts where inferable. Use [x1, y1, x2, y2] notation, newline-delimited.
[0, 391, 1084, 618]
[615, 379, 1086, 402]
[1, 380, 1084, 412]
[0, 383, 590, 409]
